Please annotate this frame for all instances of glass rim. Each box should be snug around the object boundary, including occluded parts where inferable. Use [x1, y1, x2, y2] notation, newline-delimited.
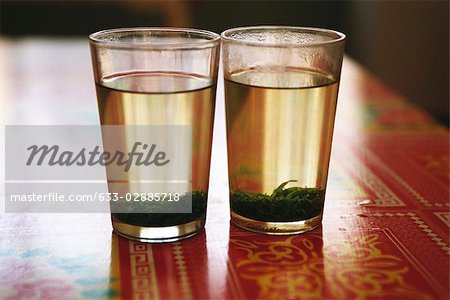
[89, 27, 221, 50]
[221, 25, 346, 48]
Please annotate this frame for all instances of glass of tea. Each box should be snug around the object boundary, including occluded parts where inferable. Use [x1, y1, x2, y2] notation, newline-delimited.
[222, 26, 345, 234]
[89, 28, 220, 242]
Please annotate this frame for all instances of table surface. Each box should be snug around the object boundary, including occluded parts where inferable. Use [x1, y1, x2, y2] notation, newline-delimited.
[0, 38, 449, 300]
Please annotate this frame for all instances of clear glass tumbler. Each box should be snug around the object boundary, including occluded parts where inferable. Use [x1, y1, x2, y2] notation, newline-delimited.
[89, 28, 220, 242]
[222, 26, 345, 234]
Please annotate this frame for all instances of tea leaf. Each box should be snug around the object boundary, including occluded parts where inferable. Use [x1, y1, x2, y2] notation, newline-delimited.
[270, 180, 298, 197]
[231, 181, 324, 222]
[112, 190, 207, 227]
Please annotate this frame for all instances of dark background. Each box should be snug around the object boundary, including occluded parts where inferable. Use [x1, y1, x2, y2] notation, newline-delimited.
[1, 0, 448, 125]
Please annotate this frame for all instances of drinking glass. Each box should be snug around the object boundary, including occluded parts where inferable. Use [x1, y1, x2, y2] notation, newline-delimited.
[222, 26, 345, 234]
[89, 28, 220, 242]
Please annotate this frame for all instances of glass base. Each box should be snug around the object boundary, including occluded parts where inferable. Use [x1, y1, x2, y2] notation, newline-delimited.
[231, 211, 322, 235]
[112, 216, 204, 243]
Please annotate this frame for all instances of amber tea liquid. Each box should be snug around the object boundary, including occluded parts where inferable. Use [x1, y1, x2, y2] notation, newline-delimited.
[225, 68, 339, 234]
[96, 71, 215, 241]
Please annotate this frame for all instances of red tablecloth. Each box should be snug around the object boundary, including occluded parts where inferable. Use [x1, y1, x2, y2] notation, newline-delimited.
[0, 39, 448, 299]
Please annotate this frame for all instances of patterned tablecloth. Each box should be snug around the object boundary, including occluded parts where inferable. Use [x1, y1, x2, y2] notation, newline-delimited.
[0, 39, 448, 300]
